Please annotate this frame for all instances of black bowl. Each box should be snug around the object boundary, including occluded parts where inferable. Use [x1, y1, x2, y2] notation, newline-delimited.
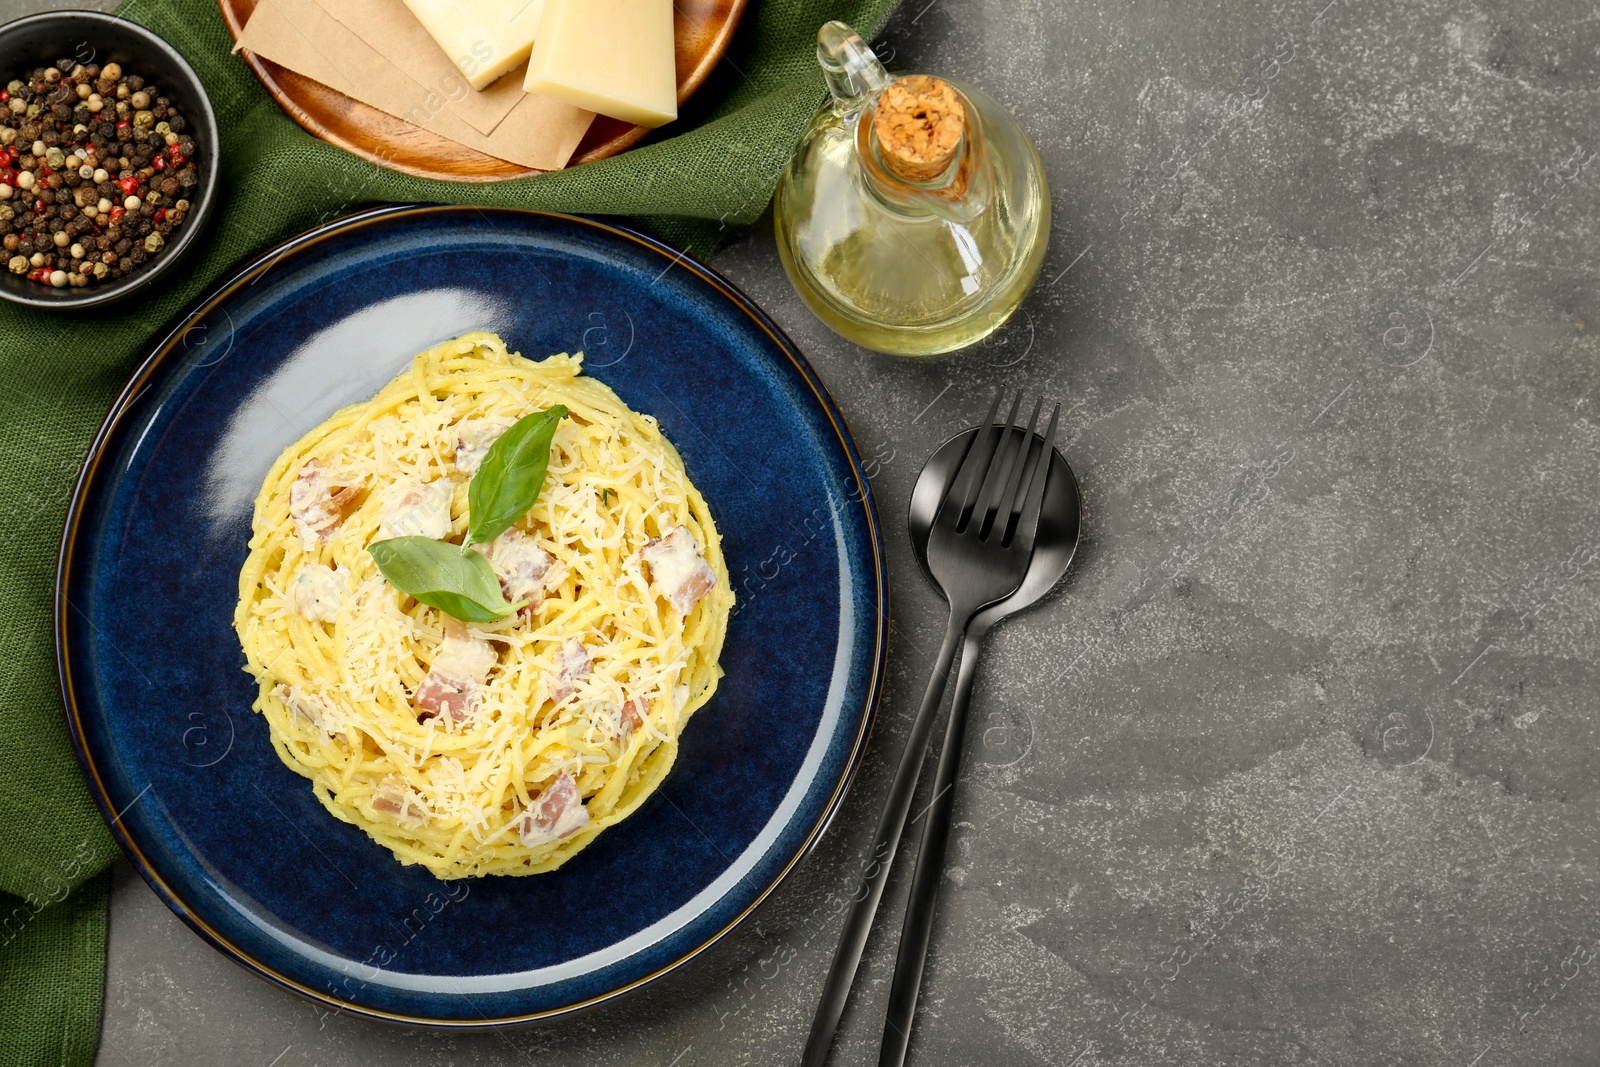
[0, 9, 219, 311]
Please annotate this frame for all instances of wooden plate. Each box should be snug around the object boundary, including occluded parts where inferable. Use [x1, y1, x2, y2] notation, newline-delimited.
[219, 0, 749, 181]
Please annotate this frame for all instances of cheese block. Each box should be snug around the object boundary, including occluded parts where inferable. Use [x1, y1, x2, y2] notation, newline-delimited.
[523, 0, 677, 128]
[401, 0, 544, 91]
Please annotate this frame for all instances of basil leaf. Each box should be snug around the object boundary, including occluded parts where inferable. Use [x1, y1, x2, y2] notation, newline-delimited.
[368, 536, 520, 622]
[467, 405, 568, 546]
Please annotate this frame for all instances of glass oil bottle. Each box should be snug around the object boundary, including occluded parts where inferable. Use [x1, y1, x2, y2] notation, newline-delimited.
[773, 21, 1050, 356]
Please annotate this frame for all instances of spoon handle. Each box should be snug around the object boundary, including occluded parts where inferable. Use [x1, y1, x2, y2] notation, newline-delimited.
[877, 622, 990, 1067]
[802, 609, 969, 1067]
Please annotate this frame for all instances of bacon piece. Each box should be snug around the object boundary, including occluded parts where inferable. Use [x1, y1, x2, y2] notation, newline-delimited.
[516, 771, 589, 847]
[619, 697, 647, 736]
[549, 638, 591, 704]
[371, 774, 428, 828]
[453, 419, 511, 474]
[289, 460, 359, 549]
[414, 619, 498, 724]
[413, 674, 475, 724]
[479, 528, 552, 609]
[273, 683, 342, 738]
[289, 563, 346, 622]
[378, 479, 453, 541]
[641, 525, 716, 614]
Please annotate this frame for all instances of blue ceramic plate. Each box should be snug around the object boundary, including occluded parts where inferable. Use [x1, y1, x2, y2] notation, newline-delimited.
[56, 206, 886, 1025]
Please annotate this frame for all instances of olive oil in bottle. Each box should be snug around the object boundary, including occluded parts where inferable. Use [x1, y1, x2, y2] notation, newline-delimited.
[774, 22, 1050, 356]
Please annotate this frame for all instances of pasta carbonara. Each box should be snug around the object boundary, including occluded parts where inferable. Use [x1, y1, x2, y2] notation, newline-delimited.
[234, 331, 732, 878]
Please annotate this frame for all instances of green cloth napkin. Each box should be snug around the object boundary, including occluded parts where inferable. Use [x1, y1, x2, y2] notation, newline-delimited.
[0, 0, 897, 1059]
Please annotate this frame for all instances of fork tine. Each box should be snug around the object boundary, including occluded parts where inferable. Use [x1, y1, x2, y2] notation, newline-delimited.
[953, 391, 1017, 531]
[998, 401, 1047, 544]
[979, 396, 1042, 539]
[935, 391, 1004, 529]
[955, 391, 1009, 525]
[1009, 402, 1060, 552]
[960, 395, 1024, 537]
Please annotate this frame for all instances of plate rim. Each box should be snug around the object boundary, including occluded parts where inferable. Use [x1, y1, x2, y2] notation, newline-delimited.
[53, 204, 889, 1027]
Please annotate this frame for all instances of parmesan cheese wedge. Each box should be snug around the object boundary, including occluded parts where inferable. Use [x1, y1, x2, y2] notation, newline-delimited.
[522, 0, 677, 128]
[401, 0, 545, 91]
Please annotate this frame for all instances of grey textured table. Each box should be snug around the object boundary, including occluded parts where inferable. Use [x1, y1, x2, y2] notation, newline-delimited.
[24, 0, 1600, 1063]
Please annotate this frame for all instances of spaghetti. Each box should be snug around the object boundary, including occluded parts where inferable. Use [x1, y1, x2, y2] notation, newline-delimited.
[234, 331, 732, 878]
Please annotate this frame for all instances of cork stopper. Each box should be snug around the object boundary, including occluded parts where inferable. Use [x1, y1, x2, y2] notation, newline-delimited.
[871, 75, 966, 183]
